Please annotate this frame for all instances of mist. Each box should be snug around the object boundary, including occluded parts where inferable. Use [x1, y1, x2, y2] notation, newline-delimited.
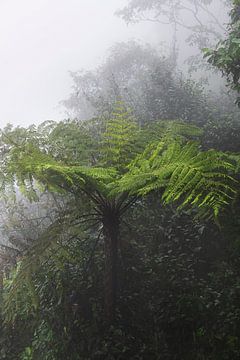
[1, 2, 240, 359]
[1, 0, 230, 128]
[0, 0, 162, 127]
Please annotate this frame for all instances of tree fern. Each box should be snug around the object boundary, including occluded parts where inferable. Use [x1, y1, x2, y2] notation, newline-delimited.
[1, 106, 239, 323]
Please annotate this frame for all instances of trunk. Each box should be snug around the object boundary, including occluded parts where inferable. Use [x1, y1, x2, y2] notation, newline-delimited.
[102, 208, 119, 324]
[0, 269, 3, 291]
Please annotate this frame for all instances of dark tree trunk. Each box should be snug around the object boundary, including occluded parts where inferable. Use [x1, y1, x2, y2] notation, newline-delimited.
[102, 206, 120, 324]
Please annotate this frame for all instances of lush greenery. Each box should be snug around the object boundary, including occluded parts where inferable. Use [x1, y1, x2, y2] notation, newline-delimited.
[0, 101, 239, 359]
[0, 1, 240, 359]
[204, 0, 240, 104]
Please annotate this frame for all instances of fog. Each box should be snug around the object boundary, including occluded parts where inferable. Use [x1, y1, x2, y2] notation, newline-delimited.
[2, 3, 240, 358]
[0, 0, 230, 128]
[0, 0, 163, 128]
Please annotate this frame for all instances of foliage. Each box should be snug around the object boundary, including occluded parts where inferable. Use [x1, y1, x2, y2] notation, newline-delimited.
[0, 99, 239, 359]
[116, 0, 229, 68]
[5, 116, 236, 221]
[203, 113, 240, 152]
[62, 41, 210, 125]
[117, 140, 236, 218]
[0, 1, 240, 357]
[3, 194, 240, 359]
[204, 0, 240, 105]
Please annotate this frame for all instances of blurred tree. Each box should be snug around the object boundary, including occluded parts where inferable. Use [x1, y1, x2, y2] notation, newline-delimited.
[204, 0, 240, 105]
[116, 0, 229, 67]
[62, 41, 210, 126]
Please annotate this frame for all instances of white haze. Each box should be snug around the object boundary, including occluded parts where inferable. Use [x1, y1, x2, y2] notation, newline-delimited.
[0, 0, 229, 128]
[0, 0, 164, 128]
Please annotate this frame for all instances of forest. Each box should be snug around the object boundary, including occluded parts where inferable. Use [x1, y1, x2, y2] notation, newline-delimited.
[0, 0, 240, 359]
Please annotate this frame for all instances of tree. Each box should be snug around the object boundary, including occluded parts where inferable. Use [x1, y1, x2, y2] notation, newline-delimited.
[63, 41, 210, 126]
[2, 104, 237, 323]
[204, 0, 240, 105]
[116, 0, 229, 67]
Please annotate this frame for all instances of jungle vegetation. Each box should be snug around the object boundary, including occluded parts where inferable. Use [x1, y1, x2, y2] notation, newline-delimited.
[0, 1, 240, 359]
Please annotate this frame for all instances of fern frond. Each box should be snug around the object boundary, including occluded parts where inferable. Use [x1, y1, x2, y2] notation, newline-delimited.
[3, 218, 65, 323]
[101, 102, 139, 169]
[116, 141, 237, 218]
[7, 144, 119, 199]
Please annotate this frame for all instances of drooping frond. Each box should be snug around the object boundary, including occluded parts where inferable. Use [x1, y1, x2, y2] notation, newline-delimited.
[4, 115, 238, 218]
[2, 194, 101, 324]
[3, 218, 67, 323]
[7, 144, 119, 200]
[115, 141, 237, 218]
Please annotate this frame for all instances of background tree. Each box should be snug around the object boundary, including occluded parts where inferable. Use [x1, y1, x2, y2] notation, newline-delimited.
[116, 0, 229, 68]
[204, 0, 240, 105]
[63, 41, 210, 126]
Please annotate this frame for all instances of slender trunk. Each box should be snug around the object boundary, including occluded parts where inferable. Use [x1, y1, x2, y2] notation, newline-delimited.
[102, 209, 119, 324]
[0, 268, 3, 290]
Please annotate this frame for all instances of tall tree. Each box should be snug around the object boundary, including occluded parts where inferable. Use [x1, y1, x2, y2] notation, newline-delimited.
[204, 0, 240, 105]
[116, 0, 229, 68]
[2, 105, 237, 323]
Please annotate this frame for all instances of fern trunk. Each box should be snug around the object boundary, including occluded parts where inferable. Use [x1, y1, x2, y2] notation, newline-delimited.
[102, 207, 119, 324]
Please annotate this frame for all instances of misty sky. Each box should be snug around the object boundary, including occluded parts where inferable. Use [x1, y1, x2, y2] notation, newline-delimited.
[0, 0, 163, 128]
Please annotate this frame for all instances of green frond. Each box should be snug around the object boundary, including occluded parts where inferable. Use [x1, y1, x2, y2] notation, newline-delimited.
[101, 102, 139, 169]
[3, 219, 65, 323]
[7, 143, 120, 200]
[4, 118, 238, 219]
[116, 141, 237, 218]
